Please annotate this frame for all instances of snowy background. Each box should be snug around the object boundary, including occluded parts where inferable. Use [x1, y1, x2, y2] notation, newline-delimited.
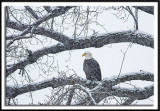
[4, 3, 156, 107]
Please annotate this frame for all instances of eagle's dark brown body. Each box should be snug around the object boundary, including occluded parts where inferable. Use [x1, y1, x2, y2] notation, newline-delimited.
[83, 58, 101, 81]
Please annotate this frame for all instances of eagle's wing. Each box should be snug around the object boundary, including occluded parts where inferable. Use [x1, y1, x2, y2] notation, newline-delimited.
[83, 58, 101, 81]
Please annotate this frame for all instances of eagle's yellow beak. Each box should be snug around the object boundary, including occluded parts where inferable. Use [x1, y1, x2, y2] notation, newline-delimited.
[82, 53, 85, 57]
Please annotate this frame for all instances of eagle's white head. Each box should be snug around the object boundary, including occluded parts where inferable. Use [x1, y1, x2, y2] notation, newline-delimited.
[82, 51, 93, 59]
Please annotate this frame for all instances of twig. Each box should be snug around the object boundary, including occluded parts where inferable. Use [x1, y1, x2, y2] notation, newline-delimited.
[121, 97, 136, 105]
[126, 6, 138, 30]
[72, 84, 96, 105]
[118, 43, 132, 77]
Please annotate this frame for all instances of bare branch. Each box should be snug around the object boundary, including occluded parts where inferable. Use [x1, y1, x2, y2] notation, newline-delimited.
[135, 7, 138, 28]
[25, 6, 39, 20]
[72, 84, 96, 105]
[43, 6, 52, 13]
[6, 6, 74, 42]
[32, 6, 73, 27]
[66, 88, 75, 105]
[6, 6, 9, 20]
[6, 26, 35, 48]
[124, 6, 138, 30]
[118, 43, 132, 77]
[6, 20, 71, 43]
[6, 35, 32, 49]
[121, 97, 136, 105]
[133, 6, 154, 15]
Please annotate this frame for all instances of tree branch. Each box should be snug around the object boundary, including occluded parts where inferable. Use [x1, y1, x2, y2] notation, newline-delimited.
[66, 88, 75, 105]
[6, 6, 74, 43]
[6, 35, 32, 49]
[133, 6, 154, 15]
[123, 6, 138, 30]
[75, 71, 153, 105]
[6, 71, 153, 102]
[43, 6, 52, 13]
[6, 76, 85, 98]
[121, 97, 136, 105]
[6, 20, 72, 43]
[6, 6, 9, 20]
[127, 7, 138, 30]
[111, 84, 154, 100]
[6, 26, 35, 49]
[25, 6, 39, 20]
[72, 84, 96, 105]
[32, 6, 73, 27]
[6, 30, 154, 76]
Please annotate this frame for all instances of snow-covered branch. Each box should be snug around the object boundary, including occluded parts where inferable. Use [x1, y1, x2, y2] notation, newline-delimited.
[76, 71, 154, 105]
[111, 84, 154, 100]
[6, 71, 154, 105]
[6, 77, 85, 98]
[6, 6, 74, 43]
[6, 20, 72, 43]
[6, 30, 154, 77]
[32, 6, 73, 27]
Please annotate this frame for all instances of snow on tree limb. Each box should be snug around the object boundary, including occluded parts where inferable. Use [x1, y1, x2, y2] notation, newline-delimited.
[111, 84, 154, 100]
[6, 20, 71, 43]
[6, 77, 85, 98]
[77, 71, 154, 105]
[6, 30, 154, 77]
[32, 6, 73, 27]
[6, 71, 154, 104]
[6, 6, 74, 42]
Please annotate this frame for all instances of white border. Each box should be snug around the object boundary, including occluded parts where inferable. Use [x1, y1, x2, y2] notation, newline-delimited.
[2, 2, 158, 110]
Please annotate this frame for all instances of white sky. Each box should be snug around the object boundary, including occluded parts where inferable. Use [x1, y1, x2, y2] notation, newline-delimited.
[2, 2, 158, 109]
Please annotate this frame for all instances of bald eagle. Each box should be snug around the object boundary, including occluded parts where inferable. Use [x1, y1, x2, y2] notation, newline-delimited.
[82, 51, 102, 81]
